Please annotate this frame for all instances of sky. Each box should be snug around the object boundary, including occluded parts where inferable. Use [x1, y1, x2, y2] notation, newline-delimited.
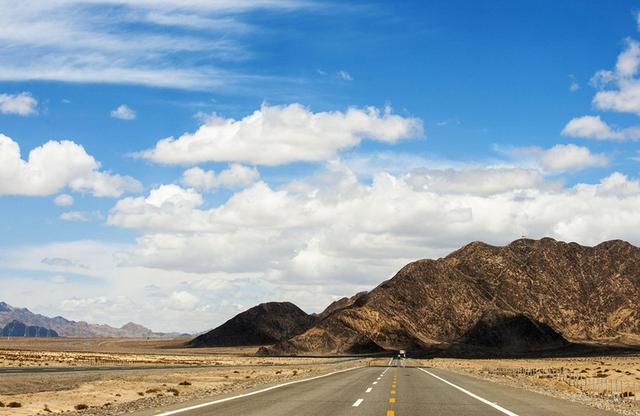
[1, 1, 640, 333]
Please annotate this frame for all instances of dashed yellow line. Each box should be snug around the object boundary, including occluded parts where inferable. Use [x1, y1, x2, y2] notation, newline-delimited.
[389, 397, 396, 404]
[386, 411, 395, 416]
[390, 390, 396, 394]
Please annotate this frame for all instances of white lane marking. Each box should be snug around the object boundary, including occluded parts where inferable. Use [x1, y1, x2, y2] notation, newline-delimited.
[387, 357, 394, 366]
[352, 398, 364, 407]
[366, 387, 372, 393]
[418, 368, 519, 416]
[153, 366, 365, 416]
[373, 381, 378, 384]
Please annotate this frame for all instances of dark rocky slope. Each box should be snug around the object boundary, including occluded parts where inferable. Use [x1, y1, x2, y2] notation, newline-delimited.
[264, 238, 640, 355]
[1, 320, 58, 337]
[189, 302, 317, 347]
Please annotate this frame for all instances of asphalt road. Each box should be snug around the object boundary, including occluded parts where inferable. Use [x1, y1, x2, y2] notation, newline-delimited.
[134, 359, 618, 416]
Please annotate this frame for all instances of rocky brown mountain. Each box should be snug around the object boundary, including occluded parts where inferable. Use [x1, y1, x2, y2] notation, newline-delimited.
[317, 292, 368, 320]
[189, 302, 317, 347]
[0, 301, 174, 338]
[263, 238, 640, 355]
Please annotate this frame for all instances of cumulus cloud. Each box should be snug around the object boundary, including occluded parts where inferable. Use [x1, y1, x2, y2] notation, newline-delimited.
[0, 92, 37, 115]
[561, 115, 640, 141]
[589, 39, 640, 114]
[0, 134, 142, 197]
[107, 162, 640, 282]
[513, 144, 609, 172]
[536, 144, 608, 171]
[110, 104, 136, 120]
[181, 164, 260, 191]
[53, 194, 74, 206]
[565, 38, 640, 140]
[141, 103, 424, 165]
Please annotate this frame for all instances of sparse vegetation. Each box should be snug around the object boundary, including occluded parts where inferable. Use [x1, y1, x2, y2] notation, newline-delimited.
[7, 402, 22, 408]
[167, 388, 179, 396]
[74, 403, 89, 410]
[178, 380, 191, 386]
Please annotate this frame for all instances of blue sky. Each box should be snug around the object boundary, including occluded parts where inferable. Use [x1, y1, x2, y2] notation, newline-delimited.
[1, 1, 639, 332]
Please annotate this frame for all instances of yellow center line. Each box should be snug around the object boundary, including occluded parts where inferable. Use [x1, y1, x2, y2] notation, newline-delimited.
[386, 411, 395, 416]
[390, 390, 396, 394]
[389, 397, 396, 404]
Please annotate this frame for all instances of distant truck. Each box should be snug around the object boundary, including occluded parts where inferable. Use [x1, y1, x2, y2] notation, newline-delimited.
[398, 349, 406, 359]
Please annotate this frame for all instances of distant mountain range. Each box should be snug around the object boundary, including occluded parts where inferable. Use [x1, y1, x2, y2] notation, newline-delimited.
[188, 238, 640, 355]
[0, 301, 180, 338]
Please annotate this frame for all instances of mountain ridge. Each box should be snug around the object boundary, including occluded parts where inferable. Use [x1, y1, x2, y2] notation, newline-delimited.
[262, 237, 640, 355]
[0, 301, 179, 338]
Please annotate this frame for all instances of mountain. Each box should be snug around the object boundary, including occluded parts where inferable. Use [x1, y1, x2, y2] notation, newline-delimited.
[0, 302, 174, 338]
[316, 292, 368, 320]
[189, 302, 317, 347]
[1, 320, 58, 337]
[263, 238, 640, 355]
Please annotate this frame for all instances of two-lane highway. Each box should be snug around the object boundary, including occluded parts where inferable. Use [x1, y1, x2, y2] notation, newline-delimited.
[135, 359, 618, 416]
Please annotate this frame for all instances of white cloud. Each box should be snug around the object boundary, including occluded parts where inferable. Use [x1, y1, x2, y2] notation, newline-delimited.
[0, 92, 37, 115]
[60, 210, 103, 222]
[536, 144, 608, 171]
[141, 103, 424, 165]
[181, 164, 260, 191]
[0, 1, 313, 89]
[110, 104, 136, 120]
[0, 134, 142, 197]
[569, 74, 580, 92]
[587, 39, 640, 115]
[169, 291, 200, 311]
[513, 144, 609, 172]
[561, 115, 640, 141]
[69, 171, 143, 198]
[337, 70, 353, 81]
[53, 194, 74, 206]
[405, 167, 544, 195]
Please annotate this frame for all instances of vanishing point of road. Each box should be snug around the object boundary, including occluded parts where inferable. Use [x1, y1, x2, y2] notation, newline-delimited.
[133, 358, 618, 416]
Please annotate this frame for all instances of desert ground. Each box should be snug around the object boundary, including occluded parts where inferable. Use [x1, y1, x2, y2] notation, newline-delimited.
[417, 355, 640, 416]
[0, 337, 368, 415]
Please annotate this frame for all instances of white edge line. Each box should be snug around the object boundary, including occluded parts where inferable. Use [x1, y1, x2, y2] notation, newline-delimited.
[352, 398, 364, 407]
[418, 368, 519, 416]
[154, 365, 365, 416]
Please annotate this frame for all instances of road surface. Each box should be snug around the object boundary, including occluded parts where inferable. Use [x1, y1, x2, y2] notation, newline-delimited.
[133, 359, 618, 416]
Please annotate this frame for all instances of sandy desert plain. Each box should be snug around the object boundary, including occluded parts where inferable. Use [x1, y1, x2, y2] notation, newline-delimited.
[0, 338, 639, 415]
